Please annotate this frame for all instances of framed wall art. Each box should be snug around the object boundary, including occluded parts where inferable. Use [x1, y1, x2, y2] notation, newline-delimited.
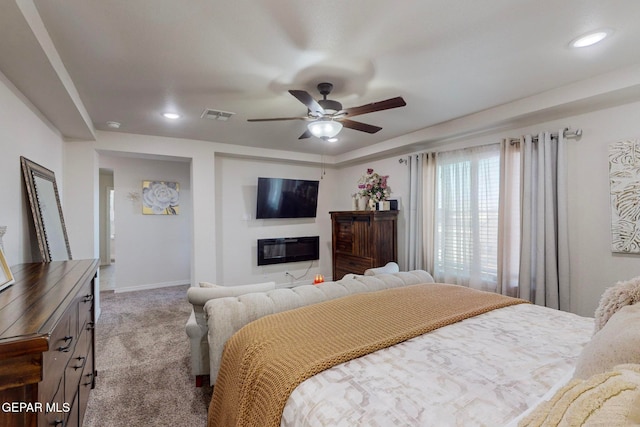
[0, 247, 14, 292]
[142, 180, 180, 215]
[609, 139, 640, 253]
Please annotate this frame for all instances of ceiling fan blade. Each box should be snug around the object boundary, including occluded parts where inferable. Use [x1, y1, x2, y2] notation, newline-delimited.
[289, 90, 325, 115]
[298, 129, 312, 139]
[342, 96, 406, 117]
[339, 119, 382, 134]
[247, 117, 307, 122]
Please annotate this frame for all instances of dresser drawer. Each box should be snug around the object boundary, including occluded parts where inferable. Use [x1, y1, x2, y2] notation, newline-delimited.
[76, 281, 94, 336]
[38, 378, 67, 427]
[77, 346, 94, 426]
[335, 254, 374, 278]
[41, 310, 74, 404]
[64, 323, 91, 408]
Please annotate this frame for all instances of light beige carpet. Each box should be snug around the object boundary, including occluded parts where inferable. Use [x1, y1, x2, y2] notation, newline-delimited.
[83, 285, 212, 427]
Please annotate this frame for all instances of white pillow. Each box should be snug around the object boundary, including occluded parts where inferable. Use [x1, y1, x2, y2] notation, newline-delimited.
[519, 364, 640, 426]
[574, 303, 640, 379]
[364, 262, 400, 276]
[594, 275, 640, 333]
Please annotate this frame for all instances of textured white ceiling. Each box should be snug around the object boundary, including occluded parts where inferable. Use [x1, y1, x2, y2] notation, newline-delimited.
[2, 0, 640, 158]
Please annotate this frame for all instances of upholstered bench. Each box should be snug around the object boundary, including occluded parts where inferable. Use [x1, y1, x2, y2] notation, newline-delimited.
[185, 281, 276, 386]
[197, 270, 435, 386]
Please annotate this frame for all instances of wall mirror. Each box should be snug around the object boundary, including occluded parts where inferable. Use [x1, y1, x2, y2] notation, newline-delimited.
[20, 156, 72, 262]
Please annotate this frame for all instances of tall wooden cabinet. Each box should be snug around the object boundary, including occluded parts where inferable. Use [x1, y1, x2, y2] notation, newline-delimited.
[0, 259, 98, 427]
[330, 210, 398, 280]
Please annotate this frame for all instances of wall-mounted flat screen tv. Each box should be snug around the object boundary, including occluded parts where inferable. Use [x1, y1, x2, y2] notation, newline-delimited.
[256, 177, 319, 219]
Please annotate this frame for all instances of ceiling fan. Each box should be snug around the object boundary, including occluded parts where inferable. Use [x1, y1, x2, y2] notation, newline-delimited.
[248, 82, 406, 141]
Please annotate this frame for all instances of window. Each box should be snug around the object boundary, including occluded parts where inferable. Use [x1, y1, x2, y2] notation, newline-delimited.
[433, 144, 500, 291]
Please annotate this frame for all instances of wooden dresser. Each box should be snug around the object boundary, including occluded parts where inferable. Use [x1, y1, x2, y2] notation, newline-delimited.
[0, 259, 98, 427]
[330, 210, 398, 280]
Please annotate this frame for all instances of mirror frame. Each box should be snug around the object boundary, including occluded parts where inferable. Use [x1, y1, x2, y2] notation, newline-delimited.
[20, 156, 72, 262]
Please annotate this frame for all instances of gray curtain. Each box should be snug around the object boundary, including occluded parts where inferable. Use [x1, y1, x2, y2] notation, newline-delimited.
[406, 154, 423, 271]
[518, 131, 570, 310]
[497, 139, 520, 298]
[406, 153, 435, 272]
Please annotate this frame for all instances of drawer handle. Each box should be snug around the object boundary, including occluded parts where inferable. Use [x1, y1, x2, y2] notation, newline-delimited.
[82, 294, 94, 303]
[52, 419, 63, 426]
[86, 322, 95, 331]
[83, 372, 94, 386]
[72, 356, 86, 370]
[58, 336, 73, 352]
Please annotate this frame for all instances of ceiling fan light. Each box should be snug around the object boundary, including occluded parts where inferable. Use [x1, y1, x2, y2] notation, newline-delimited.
[308, 120, 343, 139]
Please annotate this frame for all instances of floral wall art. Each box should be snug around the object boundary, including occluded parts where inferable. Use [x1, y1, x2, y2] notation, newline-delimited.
[609, 139, 640, 253]
[142, 180, 180, 215]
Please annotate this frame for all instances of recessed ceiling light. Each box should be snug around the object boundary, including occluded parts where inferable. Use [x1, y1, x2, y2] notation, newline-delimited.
[327, 137, 338, 143]
[106, 121, 121, 129]
[570, 30, 611, 48]
[162, 112, 181, 120]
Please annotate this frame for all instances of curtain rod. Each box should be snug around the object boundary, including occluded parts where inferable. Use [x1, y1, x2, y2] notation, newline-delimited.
[399, 127, 584, 163]
[508, 127, 582, 145]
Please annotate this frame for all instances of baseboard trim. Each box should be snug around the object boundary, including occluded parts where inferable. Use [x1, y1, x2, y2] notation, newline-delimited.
[114, 280, 190, 293]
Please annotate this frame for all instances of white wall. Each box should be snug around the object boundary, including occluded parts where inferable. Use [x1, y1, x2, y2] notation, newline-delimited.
[5, 60, 640, 317]
[98, 154, 191, 291]
[563, 102, 640, 317]
[63, 142, 99, 261]
[215, 156, 335, 285]
[0, 71, 65, 265]
[98, 169, 114, 265]
[337, 101, 640, 317]
[61, 131, 218, 288]
[62, 131, 331, 290]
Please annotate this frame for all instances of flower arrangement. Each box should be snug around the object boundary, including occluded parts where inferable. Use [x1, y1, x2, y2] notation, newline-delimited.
[357, 168, 391, 209]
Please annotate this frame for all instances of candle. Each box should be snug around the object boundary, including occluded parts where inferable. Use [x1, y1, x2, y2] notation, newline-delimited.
[313, 274, 324, 284]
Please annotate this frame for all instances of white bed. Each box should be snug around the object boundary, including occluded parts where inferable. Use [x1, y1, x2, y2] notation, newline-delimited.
[205, 273, 640, 427]
[281, 303, 592, 427]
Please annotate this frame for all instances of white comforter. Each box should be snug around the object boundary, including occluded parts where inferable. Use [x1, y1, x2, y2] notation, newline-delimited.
[281, 303, 593, 427]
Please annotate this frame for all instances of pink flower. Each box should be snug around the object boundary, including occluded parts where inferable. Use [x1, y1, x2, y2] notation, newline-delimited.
[367, 168, 374, 174]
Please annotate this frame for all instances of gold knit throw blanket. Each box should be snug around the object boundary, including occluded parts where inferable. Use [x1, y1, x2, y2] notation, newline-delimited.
[208, 283, 527, 427]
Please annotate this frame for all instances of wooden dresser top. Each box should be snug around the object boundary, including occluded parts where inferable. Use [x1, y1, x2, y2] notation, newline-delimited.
[0, 259, 98, 347]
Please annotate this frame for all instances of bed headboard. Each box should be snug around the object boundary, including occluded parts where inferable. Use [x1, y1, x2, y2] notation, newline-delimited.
[204, 270, 435, 383]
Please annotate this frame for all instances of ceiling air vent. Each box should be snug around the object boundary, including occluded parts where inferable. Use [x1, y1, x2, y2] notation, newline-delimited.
[201, 109, 235, 121]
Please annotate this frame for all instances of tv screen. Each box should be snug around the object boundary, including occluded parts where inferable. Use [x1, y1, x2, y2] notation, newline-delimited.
[256, 177, 319, 219]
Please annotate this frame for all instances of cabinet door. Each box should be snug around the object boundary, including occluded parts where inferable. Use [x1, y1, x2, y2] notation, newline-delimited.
[334, 215, 372, 257]
[371, 215, 398, 265]
[334, 218, 354, 253]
